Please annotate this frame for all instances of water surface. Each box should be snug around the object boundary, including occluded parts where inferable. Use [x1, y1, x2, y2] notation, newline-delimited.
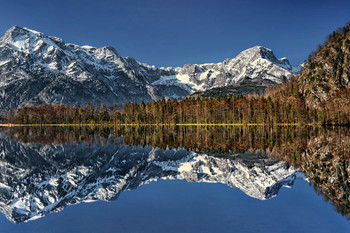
[0, 126, 348, 232]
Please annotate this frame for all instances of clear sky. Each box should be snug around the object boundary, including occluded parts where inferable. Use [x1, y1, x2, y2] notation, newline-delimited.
[0, 0, 349, 67]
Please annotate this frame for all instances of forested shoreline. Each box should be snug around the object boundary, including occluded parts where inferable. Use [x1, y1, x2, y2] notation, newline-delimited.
[0, 96, 338, 125]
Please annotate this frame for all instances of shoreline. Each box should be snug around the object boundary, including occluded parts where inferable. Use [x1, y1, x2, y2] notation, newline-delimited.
[0, 123, 323, 127]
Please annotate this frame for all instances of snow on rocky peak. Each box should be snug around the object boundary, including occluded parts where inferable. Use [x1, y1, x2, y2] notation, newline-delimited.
[2, 26, 53, 53]
[152, 46, 300, 92]
[0, 26, 300, 111]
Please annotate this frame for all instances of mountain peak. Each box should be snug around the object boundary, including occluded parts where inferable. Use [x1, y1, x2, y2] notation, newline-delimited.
[233, 46, 293, 71]
[245, 45, 271, 52]
[239, 46, 272, 55]
[1, 26, 43, 41]
[1, 26, 118, 57]
[238, 46, 276, 61]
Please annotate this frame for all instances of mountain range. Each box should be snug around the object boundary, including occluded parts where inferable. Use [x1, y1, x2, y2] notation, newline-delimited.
[0, 26, 299, 112]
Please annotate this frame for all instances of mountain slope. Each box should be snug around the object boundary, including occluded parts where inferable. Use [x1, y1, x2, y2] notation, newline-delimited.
[270, 22, 350, 107]
[0, 26, 299, 112]
[266, 21, 350, 125]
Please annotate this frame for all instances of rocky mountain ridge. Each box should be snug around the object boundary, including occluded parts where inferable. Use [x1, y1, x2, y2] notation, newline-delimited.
[0, 26, 299, 112]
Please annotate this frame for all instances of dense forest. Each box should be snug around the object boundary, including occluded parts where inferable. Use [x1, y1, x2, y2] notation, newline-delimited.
[5, 89, 348, 125]
[4, 22, 350, 125]
[5, 97, 322, 125]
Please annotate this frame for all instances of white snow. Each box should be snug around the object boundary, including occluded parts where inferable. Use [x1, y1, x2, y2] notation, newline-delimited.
[81, 45, 95, 50]
[0, 60, 9, 66]
[10, 35, 28, 51]
[152, 74, 205, 92]
[23, 27, 41, 35]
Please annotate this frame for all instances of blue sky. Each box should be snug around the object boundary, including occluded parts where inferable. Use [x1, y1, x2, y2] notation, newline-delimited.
[0, 0, 349, 67]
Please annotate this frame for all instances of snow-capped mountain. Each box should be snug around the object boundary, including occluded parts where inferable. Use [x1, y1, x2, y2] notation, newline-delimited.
[154, 46, 300, 91]
[0, 134, 300, 223]
[0, 26, 299, 111]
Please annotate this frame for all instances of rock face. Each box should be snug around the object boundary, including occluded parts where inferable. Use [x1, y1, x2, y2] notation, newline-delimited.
[0, 134, 299, 223]
[0, 26, 299, 112]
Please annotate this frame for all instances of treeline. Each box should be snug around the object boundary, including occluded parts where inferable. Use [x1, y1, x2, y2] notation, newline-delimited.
[6, 95, 328, 125]
[6, 91, 350, 125]
[121, 96, 323, 125]
[7, 104, 113, 125]
[267, 76, 350, 125]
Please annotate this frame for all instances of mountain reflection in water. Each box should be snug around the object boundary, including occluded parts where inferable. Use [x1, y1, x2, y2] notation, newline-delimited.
[0, 126, 349, 223]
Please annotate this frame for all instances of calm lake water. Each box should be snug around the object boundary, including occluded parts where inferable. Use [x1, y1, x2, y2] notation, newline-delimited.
[0, 126, 349, 233]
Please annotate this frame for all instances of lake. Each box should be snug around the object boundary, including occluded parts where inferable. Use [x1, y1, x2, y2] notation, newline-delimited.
[0, 126, 349, 233]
